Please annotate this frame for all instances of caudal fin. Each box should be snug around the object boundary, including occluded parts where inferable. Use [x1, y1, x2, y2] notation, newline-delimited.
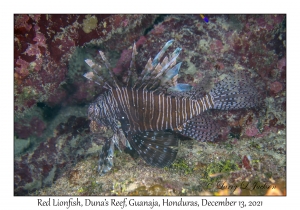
[209, 72, 259, 110]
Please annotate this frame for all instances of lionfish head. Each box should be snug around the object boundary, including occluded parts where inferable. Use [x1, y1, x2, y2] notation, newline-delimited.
[87, 94, 109, 126]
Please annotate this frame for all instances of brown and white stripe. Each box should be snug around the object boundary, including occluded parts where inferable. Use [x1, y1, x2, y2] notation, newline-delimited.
[102, 87, 215, 133]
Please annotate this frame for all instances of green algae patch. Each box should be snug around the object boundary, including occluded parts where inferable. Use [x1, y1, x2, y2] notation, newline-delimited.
[83, 15, 98, 33]
[168, 158, 194, 175]
[206, 160, 239, 176]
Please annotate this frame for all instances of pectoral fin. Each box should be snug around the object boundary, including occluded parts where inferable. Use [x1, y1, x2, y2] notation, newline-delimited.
[97, 137, 114, 176]
[128, 131, 179, 167]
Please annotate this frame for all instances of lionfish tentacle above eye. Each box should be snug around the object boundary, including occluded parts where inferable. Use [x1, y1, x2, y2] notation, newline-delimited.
[84, 39, 259, 176]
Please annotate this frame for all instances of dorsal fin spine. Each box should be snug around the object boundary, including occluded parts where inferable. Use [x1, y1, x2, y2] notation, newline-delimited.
[155, 47, 181, 79]
[99, 51, 121, 88]
[126, 42, 138, 87]
[152, 39, 174, 66]
[84, 59, 106, 86]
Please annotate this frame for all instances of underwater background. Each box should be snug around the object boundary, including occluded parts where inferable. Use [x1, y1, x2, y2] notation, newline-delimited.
[14, 14, 286, 195]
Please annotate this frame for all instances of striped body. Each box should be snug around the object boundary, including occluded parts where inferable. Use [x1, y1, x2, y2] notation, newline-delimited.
[89, 87, 215, 134]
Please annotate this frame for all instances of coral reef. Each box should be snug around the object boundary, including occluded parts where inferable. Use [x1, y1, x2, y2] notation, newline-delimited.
[14, 116, 46, 139]
[14, 14, 286, 195]
[28, 134, 286, 196]
[14, 115, 96, 195]
[14, 14, 157, 118]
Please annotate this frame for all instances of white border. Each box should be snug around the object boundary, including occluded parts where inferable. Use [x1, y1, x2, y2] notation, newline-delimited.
[3, 0, 297, 209]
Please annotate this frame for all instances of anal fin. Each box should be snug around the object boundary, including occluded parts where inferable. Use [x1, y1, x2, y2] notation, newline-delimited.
[128, 131, 179, 167]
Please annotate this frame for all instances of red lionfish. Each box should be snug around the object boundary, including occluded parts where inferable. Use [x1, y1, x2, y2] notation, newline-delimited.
[84, 40, 258, 175]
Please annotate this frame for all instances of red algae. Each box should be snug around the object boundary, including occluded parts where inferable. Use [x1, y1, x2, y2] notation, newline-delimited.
[277, 57, 286, 70]
[24, 44, 40, 56]
[242, 155, 251, 170]
[14, 14, 32, 32]
[210, 39, 223, 53]
[15, 58, 30, 77]
[113, 49, 133, 75]
[135, 36, 147, 48]
[269, 81, 283, 93]
[15, 117, 46, 139]
[245, 125, 259, 137]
